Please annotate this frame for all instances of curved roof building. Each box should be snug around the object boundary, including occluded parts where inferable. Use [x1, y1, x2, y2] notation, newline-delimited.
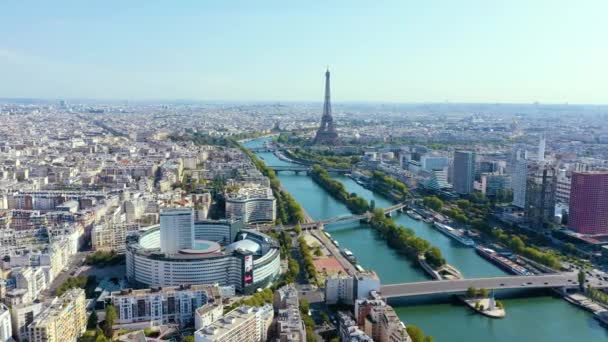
[126, 210, 280, 294]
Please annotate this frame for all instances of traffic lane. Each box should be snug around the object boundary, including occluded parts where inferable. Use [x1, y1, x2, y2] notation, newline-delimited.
[380, 274, 581, 296]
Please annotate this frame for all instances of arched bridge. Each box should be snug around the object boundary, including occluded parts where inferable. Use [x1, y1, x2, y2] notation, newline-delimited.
[271, 202, 408, 231]
[379, 273, 607, 299]
[249, 146, 278, 152]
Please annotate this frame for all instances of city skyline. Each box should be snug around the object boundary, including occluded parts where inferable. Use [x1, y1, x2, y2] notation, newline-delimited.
[1, 1, 608, 104]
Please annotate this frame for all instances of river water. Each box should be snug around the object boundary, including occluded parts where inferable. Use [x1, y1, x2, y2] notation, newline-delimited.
[244, 138, 607, 341]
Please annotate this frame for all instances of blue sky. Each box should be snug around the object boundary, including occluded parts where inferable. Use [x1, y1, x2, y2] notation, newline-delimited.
[1, 1, 606, 103]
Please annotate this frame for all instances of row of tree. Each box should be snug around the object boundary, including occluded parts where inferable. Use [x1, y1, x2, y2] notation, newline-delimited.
[471, 220, 561, 269]
[370, 171, 408, 200]
[309, 165, 370, 214]
[284, 147, 360, 169]
[420, 194, 561, 269]
[369, 209, 446, 269]
[298, 236, 319, 286]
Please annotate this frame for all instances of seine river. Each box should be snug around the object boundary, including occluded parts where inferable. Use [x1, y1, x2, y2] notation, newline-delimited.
[244, 138, 607, 341]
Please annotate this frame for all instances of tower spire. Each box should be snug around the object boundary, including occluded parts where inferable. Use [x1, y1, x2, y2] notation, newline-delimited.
[314, 68, 339, 145]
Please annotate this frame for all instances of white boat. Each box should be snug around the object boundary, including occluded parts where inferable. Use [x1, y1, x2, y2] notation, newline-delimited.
[433, 222, 475, 247]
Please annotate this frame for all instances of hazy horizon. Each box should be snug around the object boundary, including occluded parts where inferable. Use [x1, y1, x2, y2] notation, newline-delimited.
[2, 1, 607, 104]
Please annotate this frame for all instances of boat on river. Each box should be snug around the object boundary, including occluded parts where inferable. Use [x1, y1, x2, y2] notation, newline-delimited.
[433, 222, 475, 246]
[475, 245, 533, 275]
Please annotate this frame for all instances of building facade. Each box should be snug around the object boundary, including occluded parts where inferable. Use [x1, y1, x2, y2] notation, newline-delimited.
[194, 305, 274, 342]
[273, 285, 306, 342]
[110, 284, 222, 328]
[126, 224, 280, 293]
[160, 208, 195, 255]
[0, 304, 11, 342]
[453, 151, 476, 195]
[525, 164, 557, 229]
[569, 171, 608, 235]
[225, 186, 276, 224]
[28, 288, 86, 342]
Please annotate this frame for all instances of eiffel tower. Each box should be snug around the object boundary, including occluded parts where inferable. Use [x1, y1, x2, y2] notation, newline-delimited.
[313, 69, 339, 145]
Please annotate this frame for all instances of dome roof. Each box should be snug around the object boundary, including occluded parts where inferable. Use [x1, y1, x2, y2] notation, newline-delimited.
[225, 239, 261, 254]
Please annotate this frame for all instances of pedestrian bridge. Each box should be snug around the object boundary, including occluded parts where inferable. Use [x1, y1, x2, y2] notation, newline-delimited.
[379, 273, 606, 298]
[268, 165, 351, 174]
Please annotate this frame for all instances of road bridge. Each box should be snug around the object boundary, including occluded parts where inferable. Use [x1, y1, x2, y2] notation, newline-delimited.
[379, 273, 607, 298]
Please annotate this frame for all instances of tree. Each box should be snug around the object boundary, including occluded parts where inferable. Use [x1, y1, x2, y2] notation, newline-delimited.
[406, 325, 426, 342]
[479, 304, 485, 311]
[423, 196, 443, 211]
[294, 225, 302, 234]
[299, 299, 310, 316]
[183, 337, 195, 342]
[578, 270, 586, 291]
[478, 288, 490, 298]
[87, 310, 99, 330]
[104, 305, 117, 338]
[424, 336, 435, 342]
[370, 199, 376, 210]
[456, 199, 471, 210]
[424, 247, 446, 268]
[466, 287, 477, 298]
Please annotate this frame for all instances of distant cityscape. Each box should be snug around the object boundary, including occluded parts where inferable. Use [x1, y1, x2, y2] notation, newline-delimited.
[0, 68, 607, 342]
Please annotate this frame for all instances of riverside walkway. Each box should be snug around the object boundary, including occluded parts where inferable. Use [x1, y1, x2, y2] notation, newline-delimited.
[380, 273, 608, 299]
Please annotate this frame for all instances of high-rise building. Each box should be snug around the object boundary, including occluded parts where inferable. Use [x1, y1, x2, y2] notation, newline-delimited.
[453, 151, 476, 195]
[160, 208, 194, 254]
[538, 135, 546, 161]
[556, 169, 571, 205]
[511, 154, 528, 209]
[569, 171, 608, 235]
[28, 288, 86, 342]
[313, 69, 339, 145]
[525, 163, 557, 230]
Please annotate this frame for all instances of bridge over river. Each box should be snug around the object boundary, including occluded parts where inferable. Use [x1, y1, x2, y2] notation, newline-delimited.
[260, 202, 408, 231]
[380, 273, 607, 298]
[269, 165, 351, 174]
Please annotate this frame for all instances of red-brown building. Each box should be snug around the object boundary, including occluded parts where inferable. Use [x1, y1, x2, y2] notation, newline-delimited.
[569, 171, 608, 235]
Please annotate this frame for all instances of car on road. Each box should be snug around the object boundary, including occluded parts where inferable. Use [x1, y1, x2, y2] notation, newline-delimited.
[521, 283, 526, 286]
[526, 282, 533, 285]
[544, 282, 548, 285]
[499, 283, 505, 286]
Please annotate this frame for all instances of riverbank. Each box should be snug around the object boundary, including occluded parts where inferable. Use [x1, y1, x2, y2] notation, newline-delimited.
[242, 138, 608, 342]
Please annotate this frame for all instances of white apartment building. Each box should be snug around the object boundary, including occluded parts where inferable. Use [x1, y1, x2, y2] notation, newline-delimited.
[92, 222, 139, 252]
[194, 305, 274, 342]
[13, 267, 47, 304]
[11, 302, 43, 341]
[225, 185, 275, 224]
[110, 284, 222, 328]
[0, 304, 12, 342]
